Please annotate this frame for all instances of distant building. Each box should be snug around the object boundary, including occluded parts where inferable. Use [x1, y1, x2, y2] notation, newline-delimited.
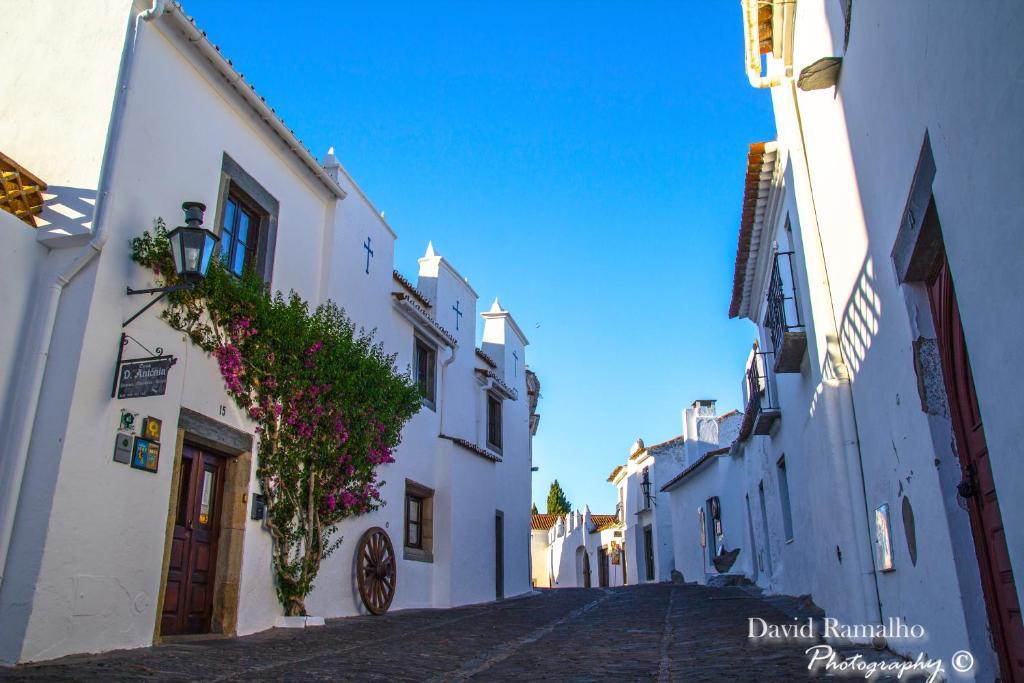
[531, 509, 624, 588]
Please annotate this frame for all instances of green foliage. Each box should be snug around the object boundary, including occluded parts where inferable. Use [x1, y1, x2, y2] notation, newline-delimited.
[546, 480, 571, 516]
[531, 502, 538, 515]
[132, 223, 421, 615]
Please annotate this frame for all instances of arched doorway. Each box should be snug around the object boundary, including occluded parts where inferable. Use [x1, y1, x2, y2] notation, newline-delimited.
[575, 546, 591, 588]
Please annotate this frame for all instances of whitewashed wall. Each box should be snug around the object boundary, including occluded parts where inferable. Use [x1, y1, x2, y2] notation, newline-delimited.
[1, 2, 534, 664]
[747, 1, 1020, 675]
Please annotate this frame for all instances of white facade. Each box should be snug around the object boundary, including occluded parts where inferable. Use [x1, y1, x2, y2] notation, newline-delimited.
[531, 509, 624, 589]
[713, 1, 1024, 678]
[0, 1, 537, 665]
[662, 402, 746, 585]
[607, 432, 687, 585]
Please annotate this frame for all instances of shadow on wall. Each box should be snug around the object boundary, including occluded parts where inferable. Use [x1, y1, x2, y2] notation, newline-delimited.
[838, 255, 881, 380]
[809, 252, 881, 422]
[35, 186, 98, 245]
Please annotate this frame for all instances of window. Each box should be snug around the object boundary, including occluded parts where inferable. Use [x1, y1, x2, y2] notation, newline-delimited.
[220, 194, 261, 277]
[403, 480, 434, 562]
[777, 455, 794, 541]
[413, 337, 437, 408]
[214, 154, 279, 283]
[487, 393, 502, 453]
[406, 494, 423, 548]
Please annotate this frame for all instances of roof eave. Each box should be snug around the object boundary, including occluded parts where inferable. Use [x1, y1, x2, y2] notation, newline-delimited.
[155, 4, 347, 200]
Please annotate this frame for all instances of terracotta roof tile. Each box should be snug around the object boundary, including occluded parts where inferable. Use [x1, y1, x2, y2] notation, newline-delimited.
[439, 433, 501, 462]
[729, 142, 774, 319]
[475, 348, 497, 368]
[590, 515, 619, 532]
[392, 270, 431, 308]
[531, 514, 559, 530]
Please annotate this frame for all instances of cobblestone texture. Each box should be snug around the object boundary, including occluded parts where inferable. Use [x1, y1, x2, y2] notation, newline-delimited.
[0, 584, 901, 681]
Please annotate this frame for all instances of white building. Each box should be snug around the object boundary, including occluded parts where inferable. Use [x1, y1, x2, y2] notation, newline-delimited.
[0, 1, 537, 665]
[607, 433, 686, 584]
[722, 1, 1024, 678]
[661, 402, 745, 585]
[531, 510, 623, 589]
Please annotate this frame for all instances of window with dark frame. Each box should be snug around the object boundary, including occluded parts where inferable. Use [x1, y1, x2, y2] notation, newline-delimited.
[214, 153, 279, 284]
[219, 193, 262, 278]
[403, 479, 434, 562]
[405, 493, 424, 549]
[487, 393, 503, 453]
[414, 337, 437, 408]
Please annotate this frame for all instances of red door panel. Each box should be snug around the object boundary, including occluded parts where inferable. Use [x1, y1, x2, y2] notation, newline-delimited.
[161, 446, 225, 636]
[929, 255, 1023, 681]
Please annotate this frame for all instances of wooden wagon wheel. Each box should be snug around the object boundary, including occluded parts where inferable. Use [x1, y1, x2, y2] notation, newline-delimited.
[356, 526, 396, 615]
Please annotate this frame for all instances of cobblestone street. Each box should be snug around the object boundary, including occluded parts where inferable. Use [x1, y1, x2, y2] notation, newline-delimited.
[0, 584, 854, 681]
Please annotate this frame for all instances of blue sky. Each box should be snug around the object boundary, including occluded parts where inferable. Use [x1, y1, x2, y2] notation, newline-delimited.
[185, 1, 775, 513]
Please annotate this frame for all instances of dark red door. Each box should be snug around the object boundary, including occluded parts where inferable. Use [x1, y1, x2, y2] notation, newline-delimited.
[161, 445, 225, 636]
[928, 255, 1023, 680]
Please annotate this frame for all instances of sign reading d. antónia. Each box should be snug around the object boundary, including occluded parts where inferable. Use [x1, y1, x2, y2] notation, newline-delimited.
[117, 358, 173, 399]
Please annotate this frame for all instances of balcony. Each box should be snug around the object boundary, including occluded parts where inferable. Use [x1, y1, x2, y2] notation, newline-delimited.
[764, 251, 807, 373]
[746, 352, 780, 436]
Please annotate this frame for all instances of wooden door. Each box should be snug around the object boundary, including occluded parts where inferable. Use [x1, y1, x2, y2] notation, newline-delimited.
[162, 445, 226, 636]
[495, 512, 504, 600]
[928, 255, 1023, 681]
[582, 550, 592, 588]
[643, 526, 655, 581]
[598, 547, 609, 587]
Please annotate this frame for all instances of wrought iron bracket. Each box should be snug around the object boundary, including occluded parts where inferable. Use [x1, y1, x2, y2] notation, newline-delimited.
[123, 282, 194, 328]
[111, 333, 178, 398]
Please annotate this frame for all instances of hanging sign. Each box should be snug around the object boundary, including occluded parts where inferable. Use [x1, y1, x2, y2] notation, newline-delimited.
[112, 333, 177, 399]
[117, 358, 174, 399]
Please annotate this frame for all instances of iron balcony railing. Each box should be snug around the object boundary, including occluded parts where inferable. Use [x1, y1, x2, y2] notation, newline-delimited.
[764, 251, 805, 359]
[745, 351, 780, 435]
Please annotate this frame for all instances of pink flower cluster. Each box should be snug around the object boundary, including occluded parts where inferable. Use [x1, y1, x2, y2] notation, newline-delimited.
[214, 343, 244, 395]
[304, 340, 323, 368]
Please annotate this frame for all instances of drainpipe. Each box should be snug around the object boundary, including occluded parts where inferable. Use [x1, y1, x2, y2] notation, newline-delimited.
[437, 345, 457, 437]
[0, 1, 162, 593]
[741, 0, 781, 89]
[788, 80, 883, 625]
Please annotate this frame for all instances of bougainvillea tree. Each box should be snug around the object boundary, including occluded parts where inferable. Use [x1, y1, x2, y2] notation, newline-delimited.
[132, 223, 421, 615]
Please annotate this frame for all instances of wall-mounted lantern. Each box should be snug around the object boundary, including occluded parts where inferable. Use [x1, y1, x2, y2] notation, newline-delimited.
[123, 202, 218, 327]
[166, 202, 219, 283]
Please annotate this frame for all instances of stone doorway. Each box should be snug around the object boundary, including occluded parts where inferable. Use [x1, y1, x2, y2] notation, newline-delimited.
[155, 408, 253, 641]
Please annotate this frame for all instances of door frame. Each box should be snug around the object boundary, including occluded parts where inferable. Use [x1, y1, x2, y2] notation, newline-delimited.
[643, 525, 655, 581]
[495, 510, 504, 600]
[154, 408, 254, 642]
[893, 132, 1020, 680]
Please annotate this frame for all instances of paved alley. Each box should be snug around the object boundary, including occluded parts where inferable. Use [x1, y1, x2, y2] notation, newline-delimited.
[0, 584, 857, 681]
